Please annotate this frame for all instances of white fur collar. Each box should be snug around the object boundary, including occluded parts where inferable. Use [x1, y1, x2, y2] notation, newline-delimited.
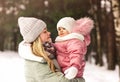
[18, 41, 46, 63]
[55, 33, 84, 42]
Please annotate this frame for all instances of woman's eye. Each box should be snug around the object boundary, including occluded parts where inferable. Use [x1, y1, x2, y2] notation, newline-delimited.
[43, 30, 47, 33]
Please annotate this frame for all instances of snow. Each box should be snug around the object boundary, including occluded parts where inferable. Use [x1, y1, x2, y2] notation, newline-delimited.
[0, 51, 119, 82]
[0, 51, 25, 82]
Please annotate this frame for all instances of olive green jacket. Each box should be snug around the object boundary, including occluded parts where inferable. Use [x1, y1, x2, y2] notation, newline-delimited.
[18, 41, 85, 82]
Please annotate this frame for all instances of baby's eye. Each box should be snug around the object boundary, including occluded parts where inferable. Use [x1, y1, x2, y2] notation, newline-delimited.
[62, 28, 66, 30]
[58, 27, 61, 30]
[58, 27, 66, 31]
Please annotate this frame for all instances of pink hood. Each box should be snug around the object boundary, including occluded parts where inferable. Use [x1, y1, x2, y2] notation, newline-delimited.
[72, 17, 94, 46]
[72, 17, 94, 35]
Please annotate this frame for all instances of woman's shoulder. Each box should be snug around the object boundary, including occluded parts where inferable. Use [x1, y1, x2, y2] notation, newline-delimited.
[18, 41, 46, 63]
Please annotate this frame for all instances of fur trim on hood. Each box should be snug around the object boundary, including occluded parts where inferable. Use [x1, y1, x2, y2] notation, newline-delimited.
[18, 41, 46, 63]
[72, 17, 94, 35]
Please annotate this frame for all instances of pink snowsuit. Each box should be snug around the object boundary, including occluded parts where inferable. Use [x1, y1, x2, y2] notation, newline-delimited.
[55, 17, 94, 78]
[55, 37, 87, 77]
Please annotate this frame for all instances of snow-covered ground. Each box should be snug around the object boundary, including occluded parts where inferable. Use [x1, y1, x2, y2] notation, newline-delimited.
[0, 51, 119, 82]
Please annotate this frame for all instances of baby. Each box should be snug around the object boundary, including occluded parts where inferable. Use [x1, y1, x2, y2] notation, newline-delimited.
[54, 17, 94, 79]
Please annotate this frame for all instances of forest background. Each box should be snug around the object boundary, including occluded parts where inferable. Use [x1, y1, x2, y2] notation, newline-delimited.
[0, 0, 120, 79]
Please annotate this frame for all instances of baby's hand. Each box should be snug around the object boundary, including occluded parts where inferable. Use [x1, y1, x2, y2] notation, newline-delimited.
[64, 66, 78, 79]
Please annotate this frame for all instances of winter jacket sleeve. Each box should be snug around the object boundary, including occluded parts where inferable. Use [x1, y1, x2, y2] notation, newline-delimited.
[67, 39, 86, 70]
[25, 60, 85, 82]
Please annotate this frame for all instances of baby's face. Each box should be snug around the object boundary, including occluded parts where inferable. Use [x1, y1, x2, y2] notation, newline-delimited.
[57, 27, 70, 37]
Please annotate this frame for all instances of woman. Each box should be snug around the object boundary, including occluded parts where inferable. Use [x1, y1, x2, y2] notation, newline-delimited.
[18, 17, 85, 82]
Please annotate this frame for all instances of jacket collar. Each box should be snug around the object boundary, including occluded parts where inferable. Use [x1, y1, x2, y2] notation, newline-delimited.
[18, 41, 46, 63]
[55, 33, 84, 42]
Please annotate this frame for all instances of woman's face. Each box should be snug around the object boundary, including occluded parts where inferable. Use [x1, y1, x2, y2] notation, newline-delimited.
[57, 27, 70, 37]
[39, 28, 51, 43]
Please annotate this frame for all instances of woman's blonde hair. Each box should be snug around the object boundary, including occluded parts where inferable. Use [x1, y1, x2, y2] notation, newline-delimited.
[31, 37, 55, 72]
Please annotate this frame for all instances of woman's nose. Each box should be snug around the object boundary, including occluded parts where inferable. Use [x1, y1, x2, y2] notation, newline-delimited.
[48, 31, 51, 35]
